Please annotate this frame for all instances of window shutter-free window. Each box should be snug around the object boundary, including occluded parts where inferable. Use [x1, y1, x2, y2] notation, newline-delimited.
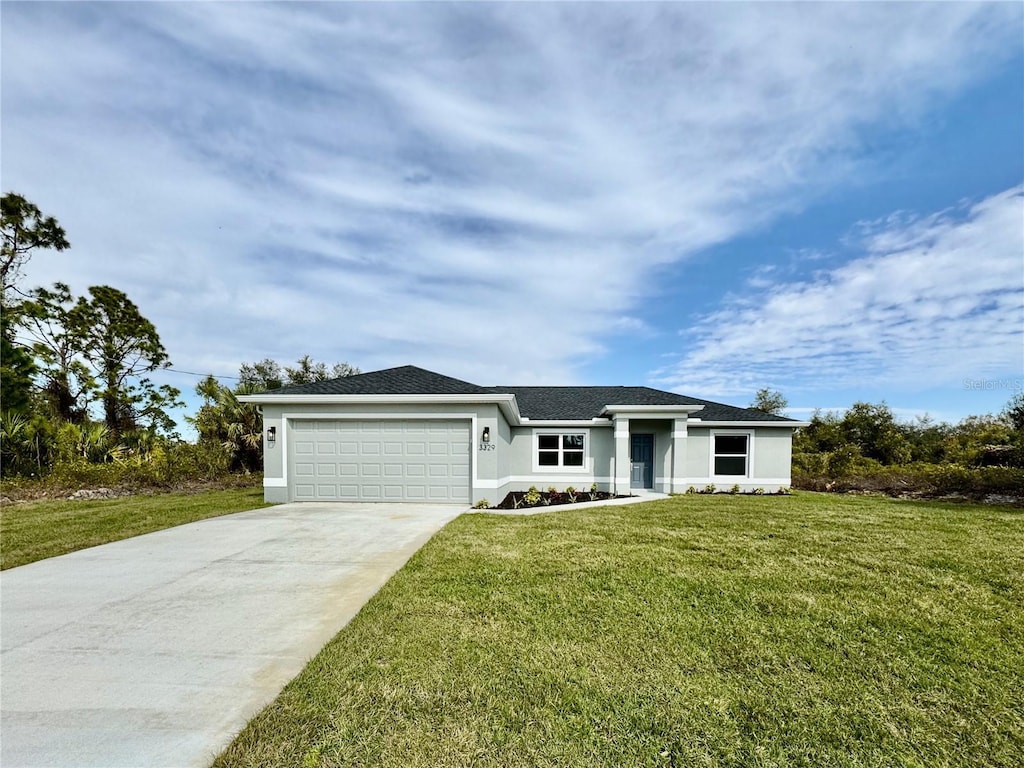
[538, 434, 560, 466]
[562, 434, 584, 466]
[714, 434, 749, 476]
[536, 432, 586, 469]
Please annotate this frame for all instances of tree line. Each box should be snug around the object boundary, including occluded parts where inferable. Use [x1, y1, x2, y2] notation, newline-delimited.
[752, 389, 1024, 496]
[2, 192, 1020, 498]
[1, 192, 357, 486]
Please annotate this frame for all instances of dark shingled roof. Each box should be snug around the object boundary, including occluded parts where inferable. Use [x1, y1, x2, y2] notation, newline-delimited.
[486, 386, 795, 422]
[264, 365, 491, 396]
[260, 366, 797, 422]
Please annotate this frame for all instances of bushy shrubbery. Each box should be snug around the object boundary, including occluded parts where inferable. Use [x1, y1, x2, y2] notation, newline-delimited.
[1, 441, 239, 498]
[793, 396, 1024, 500]
[793, 462, 1024, 499]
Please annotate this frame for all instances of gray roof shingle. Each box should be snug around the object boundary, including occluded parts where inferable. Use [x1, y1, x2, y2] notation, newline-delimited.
[486, 386, 795, 422]
[264, 365, 491, 396]
[259, 366, 797, 422]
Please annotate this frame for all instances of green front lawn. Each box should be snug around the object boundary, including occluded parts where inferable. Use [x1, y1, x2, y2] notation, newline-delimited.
[0, 487, 270, 570]
[214, 493, 1023, 768]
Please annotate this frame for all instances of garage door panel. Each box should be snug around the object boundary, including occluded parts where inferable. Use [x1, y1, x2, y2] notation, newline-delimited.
[289, 419, 469, 503]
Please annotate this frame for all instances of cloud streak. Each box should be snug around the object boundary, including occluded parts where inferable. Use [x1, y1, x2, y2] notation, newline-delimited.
[656, 186, 1024, 397]
[3, 1, 1021, 400]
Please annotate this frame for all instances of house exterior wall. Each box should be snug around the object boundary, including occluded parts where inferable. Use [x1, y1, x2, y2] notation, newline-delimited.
[258, 402, 796, 504]
[627, 419, 673, 493]
[683, 426, 793, 492]
[502, 425, 614, 495]
[259, 402, 506, 504]
[488, 414, 514, 507]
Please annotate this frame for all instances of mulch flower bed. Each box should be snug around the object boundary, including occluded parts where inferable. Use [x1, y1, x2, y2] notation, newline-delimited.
[490, 488, 625, 510]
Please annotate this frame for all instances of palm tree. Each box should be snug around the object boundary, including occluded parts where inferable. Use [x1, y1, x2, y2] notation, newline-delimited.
[190, 376, 263, 472]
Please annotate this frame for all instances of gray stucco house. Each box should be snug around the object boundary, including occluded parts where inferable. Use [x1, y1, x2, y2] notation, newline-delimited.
[239, 365, 805, 505]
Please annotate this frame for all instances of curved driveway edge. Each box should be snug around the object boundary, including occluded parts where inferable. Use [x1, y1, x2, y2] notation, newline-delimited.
[0, 502, 465, 768]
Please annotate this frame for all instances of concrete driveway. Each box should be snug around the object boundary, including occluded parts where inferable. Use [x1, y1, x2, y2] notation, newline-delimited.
[0, 501, 464, 768]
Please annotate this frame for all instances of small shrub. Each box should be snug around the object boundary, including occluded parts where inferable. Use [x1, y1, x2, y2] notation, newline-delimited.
[729, 484, 741, 494]
[472, 498, 490, 509]
[565, 486, 578, 503]
[685, 486, 697, 494]
[524, 486, 542, 506]
[752, 487, 765, 495]
[703, 484, 716, 494]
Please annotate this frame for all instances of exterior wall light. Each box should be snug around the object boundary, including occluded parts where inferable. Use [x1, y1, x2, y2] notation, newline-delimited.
[267, 426, 276, 446]
[482, 426, 490, 443]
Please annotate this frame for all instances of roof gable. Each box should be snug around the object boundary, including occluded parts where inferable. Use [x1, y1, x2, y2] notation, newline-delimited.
[263, 365, 491, 396]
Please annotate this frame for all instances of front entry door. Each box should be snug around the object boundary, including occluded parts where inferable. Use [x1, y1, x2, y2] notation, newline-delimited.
[630, 434, 654, 489]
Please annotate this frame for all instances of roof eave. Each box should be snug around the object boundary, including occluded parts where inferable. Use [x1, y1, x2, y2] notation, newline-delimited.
[236, 392, 524, 425]
[690, 420, 810, 428]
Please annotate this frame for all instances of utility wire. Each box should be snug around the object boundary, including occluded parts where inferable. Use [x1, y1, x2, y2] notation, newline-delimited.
[163, 368, 242, 381]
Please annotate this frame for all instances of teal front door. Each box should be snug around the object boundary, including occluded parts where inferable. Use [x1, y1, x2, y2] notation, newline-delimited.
[630, 434, 654, 489]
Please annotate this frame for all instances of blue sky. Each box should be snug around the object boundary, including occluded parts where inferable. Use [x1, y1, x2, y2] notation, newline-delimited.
[3, 2, 1022, 433]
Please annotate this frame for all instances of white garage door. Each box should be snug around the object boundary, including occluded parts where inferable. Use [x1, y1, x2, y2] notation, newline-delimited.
[289, 419, 470, 503]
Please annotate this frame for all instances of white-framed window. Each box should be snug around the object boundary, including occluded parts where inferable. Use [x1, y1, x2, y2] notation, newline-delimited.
[711, 432, 751, 477]
[533, 430, 587, 471]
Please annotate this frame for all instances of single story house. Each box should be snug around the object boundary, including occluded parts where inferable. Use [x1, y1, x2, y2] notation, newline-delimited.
[238, 365, 806, 505]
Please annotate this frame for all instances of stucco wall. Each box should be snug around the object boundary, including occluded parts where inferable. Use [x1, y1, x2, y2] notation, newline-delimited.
[627, 419, 673, 493]
[502, 425, 615, 495]
[683, 426, 793, 491]
[257, 402, 796, 502]
[259, 401, 505, 504]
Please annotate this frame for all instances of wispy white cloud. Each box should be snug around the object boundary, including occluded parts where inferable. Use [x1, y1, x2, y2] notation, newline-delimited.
[3, 1, 1020, 403]
[656, 186, 1024, 398]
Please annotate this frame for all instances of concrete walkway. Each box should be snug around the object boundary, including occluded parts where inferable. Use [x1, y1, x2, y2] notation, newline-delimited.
[0, 502, 464, 768]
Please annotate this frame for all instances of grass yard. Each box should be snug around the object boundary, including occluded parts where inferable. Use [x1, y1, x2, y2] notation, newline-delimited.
[0, 486, 270, 570]
[214, 493, 1023, 768]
